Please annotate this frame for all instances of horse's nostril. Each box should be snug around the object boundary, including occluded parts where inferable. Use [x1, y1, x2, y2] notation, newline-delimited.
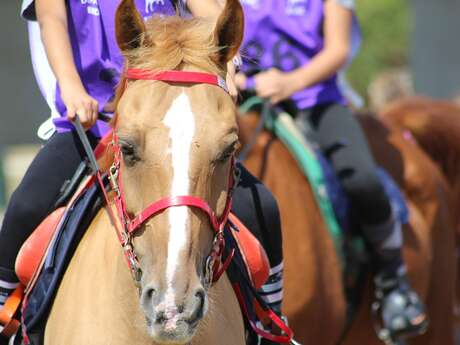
[147, 288, 155, 300]
[141, 285, 157, 307]
[187, 288, 205, 325]
[195, 289, 205, 304]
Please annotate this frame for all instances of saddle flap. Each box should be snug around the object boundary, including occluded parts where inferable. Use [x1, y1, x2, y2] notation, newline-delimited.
[15, 207, 65, 286]
[228, 213, 270, 289]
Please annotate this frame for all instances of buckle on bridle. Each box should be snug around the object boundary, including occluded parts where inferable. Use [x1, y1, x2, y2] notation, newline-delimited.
[130, 260, 143, 284]
[203, 230, 225, 288]
[108, 164, 120, 196]
[203, 255, 214, 289]
[123, 242, 142, 284]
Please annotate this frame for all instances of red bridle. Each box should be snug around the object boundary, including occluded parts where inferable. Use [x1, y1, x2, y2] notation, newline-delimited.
[99, 69, 238, 287]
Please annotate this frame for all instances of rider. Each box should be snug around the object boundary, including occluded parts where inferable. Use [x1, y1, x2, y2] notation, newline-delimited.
[236, 0, 427, 339]
[0, 1, 283, 343]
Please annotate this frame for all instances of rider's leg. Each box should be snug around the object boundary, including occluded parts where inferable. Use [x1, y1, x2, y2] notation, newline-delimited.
[0, 131, 98, 314]
[296, 103, 427, 337]
[232, 164, 284, 315]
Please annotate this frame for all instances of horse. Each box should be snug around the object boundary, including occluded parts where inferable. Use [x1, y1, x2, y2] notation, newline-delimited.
[379, 96, 460, 341]
[238, 100, 458, 344]
[42, 1, 247, 344]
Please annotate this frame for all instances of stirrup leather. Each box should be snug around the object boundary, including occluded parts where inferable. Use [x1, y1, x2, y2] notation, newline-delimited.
[0, 285, 23, 337]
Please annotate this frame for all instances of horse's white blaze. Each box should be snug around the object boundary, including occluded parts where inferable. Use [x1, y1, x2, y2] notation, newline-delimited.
[163, 91, 195, 307]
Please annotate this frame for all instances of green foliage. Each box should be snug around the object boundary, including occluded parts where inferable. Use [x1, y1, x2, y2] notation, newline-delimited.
[347, 0, 411, 102]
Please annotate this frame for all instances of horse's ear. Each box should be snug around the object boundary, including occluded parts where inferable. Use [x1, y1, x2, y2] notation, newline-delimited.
[115, 0, 147, 51]
[213, 0, 244, 66]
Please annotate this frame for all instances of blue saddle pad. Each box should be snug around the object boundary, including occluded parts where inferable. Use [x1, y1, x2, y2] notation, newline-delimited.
[21, 181, 102, 342]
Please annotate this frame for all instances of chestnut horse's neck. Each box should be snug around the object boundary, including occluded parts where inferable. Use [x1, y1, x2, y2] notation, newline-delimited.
[380, 98, 460, 226]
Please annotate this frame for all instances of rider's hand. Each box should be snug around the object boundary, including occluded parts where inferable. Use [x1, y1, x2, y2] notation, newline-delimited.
[61, 80, 98, 128]
[254, 68, 298, 104]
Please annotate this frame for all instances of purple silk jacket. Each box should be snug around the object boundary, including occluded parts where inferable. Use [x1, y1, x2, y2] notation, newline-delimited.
[21, 0, 178, 137]
[240, 0, 354, 110]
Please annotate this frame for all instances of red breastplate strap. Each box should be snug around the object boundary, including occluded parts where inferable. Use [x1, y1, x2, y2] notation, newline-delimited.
[98, 69, 235, 286]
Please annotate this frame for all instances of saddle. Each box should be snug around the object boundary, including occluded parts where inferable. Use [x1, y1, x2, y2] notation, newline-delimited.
[1, 135, 276, 344]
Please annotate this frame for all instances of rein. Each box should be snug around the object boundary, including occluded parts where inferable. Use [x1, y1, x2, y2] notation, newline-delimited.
[84, 69, 238, 288]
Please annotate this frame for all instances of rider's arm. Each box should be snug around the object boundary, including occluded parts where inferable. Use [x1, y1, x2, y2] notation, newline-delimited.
[36, 0, 98, 127]
[290, 0, 352, 89]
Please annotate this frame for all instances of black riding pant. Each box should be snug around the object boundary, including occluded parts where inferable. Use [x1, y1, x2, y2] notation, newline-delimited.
[296, 103, 404, 273]
[0, 131, 98, 270]
[296, 103, 392, 226]
[0, 132, 282, 276]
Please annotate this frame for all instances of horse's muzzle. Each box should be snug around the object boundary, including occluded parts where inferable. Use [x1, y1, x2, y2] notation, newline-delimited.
[141, 285, 208, 343]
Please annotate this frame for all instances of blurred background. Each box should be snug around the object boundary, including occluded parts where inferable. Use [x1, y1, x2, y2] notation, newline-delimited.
[349, 0, 460, 111]
[0, 1, 47, 217]
[1, 0, 460, 214]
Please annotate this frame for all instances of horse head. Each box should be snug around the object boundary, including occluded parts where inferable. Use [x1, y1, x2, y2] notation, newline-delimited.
[113, 0, 243, 343]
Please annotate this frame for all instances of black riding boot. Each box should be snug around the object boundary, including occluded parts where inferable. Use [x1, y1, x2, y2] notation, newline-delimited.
[362, 212, 428, 341]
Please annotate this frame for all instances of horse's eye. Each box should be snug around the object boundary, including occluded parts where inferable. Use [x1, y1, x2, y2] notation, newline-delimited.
[216, 152, 232, 164]
[120, 141, 140, 167]
[215, 141, 238, 164]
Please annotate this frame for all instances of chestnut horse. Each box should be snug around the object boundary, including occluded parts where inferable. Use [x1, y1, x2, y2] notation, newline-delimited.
[379, 97, 460, 341]
[238, 101, 457, 344]
[43, 1, 247, 344]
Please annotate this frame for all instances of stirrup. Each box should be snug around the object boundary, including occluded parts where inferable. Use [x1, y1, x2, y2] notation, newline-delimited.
[257, 315, 301, 345]
[0, 286, 23, 338]
[372, 275, 428, 344]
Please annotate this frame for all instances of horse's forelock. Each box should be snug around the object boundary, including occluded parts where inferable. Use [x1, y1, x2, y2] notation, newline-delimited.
[125, 16, 222, 75]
